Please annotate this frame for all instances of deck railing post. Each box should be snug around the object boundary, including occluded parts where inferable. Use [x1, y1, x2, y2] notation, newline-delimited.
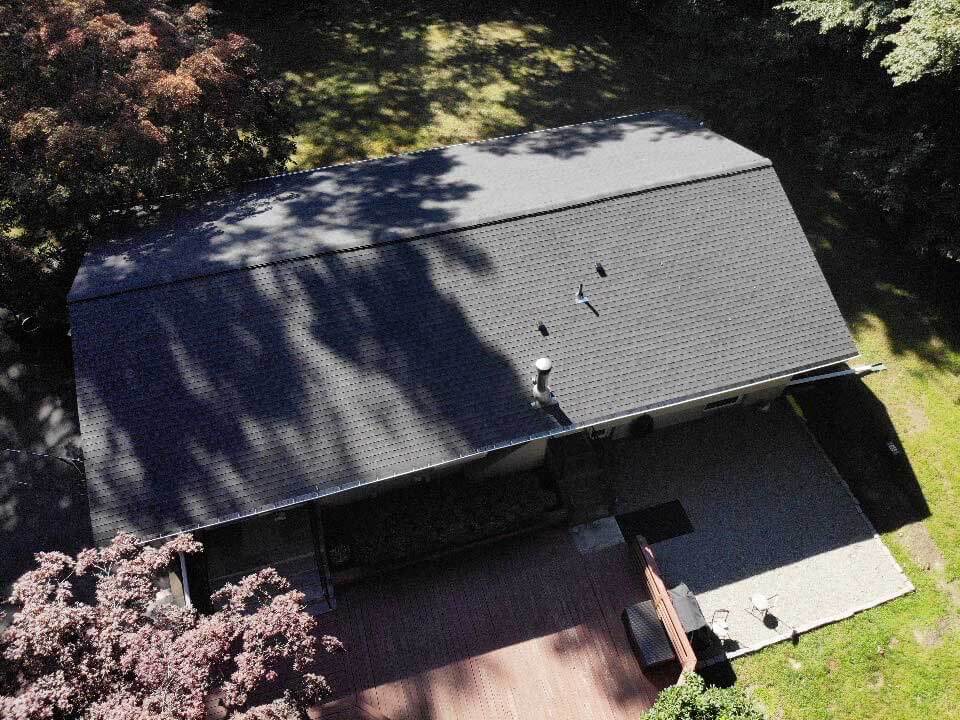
[178, 551, 193, 609]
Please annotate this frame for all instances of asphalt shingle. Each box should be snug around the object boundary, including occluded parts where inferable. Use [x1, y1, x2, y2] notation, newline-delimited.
[69, 114, 857, 544]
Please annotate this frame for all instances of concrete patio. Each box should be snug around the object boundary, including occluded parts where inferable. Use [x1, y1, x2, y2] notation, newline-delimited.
[570, 401, 914, 662]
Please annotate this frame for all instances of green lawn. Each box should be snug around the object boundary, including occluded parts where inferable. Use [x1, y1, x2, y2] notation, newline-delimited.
[215, 2, 669, 168]
[211, 3, 960, 717]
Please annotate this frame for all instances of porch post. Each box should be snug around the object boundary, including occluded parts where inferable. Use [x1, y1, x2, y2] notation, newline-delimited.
[178, 551, 193, 608]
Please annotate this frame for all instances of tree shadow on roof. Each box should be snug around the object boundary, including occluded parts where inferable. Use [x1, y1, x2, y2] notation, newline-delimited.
[70, 146, 563, 545]
[76, 150, 485, 298]
[71, 267, 339, 542]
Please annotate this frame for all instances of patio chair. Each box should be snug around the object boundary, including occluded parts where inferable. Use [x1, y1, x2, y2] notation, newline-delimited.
[668, 583, 708, 634]
[748, 593, 778, 620]
[710, 609, 731, 642]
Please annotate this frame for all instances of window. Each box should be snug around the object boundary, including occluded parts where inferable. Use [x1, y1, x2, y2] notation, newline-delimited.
[703, 395, 742, 411]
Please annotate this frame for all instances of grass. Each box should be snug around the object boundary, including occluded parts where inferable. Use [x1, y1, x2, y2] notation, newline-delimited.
[214, 1, 662, 168]
[208, 3, 960, 716]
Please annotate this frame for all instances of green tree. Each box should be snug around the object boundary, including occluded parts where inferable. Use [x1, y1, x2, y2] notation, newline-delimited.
[0, 1, 293, 315]
[780, 0, 960, 84]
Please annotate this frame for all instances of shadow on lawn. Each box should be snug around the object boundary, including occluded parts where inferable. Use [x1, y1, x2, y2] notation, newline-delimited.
[788, 377, 931, 535]
[0, 317, 92, 603]
[775, 162, 960, 377]
[212, 0, 671, 168]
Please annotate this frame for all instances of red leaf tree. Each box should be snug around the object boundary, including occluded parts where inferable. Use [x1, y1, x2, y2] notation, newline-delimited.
[0, 534, 342, 720]
[0, 1, 293, 312]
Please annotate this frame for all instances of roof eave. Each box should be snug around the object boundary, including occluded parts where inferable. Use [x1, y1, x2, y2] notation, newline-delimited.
[124, 351, 857, 547]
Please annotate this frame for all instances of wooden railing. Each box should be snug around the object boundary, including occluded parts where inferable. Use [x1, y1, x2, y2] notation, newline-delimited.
[630, 536, 698, 672]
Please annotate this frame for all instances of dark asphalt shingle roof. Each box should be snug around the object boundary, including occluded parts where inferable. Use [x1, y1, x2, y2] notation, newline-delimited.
[69, 113, 857, 544]
[69, 113, 767, 301]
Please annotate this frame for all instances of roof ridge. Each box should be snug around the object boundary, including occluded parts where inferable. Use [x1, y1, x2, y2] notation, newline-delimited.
[241, 110, 696, 187]
[70, 162, 773, 305]
[135, 111, 693, 212]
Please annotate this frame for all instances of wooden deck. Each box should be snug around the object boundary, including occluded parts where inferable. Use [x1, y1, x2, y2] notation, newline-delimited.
[315, 528, 673, 720]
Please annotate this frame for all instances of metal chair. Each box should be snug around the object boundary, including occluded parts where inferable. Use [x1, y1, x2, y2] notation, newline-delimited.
[710, 609, 731, 642]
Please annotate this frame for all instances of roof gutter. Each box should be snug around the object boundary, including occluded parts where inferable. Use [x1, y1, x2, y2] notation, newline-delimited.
[787, 362, 886, 387]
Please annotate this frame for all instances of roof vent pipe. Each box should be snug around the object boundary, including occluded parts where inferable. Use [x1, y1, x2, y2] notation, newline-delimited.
[532, 357, 557, 407]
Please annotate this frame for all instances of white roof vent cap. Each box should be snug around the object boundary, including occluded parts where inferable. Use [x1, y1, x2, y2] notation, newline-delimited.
[532, 357, 557, 407]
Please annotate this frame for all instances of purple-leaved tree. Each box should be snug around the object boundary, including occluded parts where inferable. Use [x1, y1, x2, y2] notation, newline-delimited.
[0, 534, 342, 720]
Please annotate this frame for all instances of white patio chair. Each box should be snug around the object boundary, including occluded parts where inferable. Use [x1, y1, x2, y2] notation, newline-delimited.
[749, 593, 778, 620]
[710, 609, 731, 642]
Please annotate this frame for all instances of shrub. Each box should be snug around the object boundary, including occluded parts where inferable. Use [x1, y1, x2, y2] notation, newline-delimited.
[643, 672, 765, 720]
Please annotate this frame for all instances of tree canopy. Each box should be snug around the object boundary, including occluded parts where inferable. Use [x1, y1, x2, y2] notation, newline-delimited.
[0, 533, 341, 720]
[780, 0, 960, 84]
[0, 1, 292, 313]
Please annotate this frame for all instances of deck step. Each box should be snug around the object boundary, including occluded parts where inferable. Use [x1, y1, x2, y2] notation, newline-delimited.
[305, 594, 337, 615]
[267, 509, 337, 615]
[288, 569, 336, 614]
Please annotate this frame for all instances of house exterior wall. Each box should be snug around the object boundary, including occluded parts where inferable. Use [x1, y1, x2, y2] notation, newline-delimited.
[181, 376, 793, 609]
[607, 376, 790, 438]
[464, 439, 549, 480]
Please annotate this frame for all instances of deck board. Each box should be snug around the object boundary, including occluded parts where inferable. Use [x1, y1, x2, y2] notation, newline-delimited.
[314, 528, 670, 720]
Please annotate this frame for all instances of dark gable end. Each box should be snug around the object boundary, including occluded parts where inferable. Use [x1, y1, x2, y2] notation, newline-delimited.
[69, 113, 857, 544]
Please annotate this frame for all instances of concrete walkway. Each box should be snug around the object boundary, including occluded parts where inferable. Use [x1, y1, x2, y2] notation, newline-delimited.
[572, 402, 913, 662]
